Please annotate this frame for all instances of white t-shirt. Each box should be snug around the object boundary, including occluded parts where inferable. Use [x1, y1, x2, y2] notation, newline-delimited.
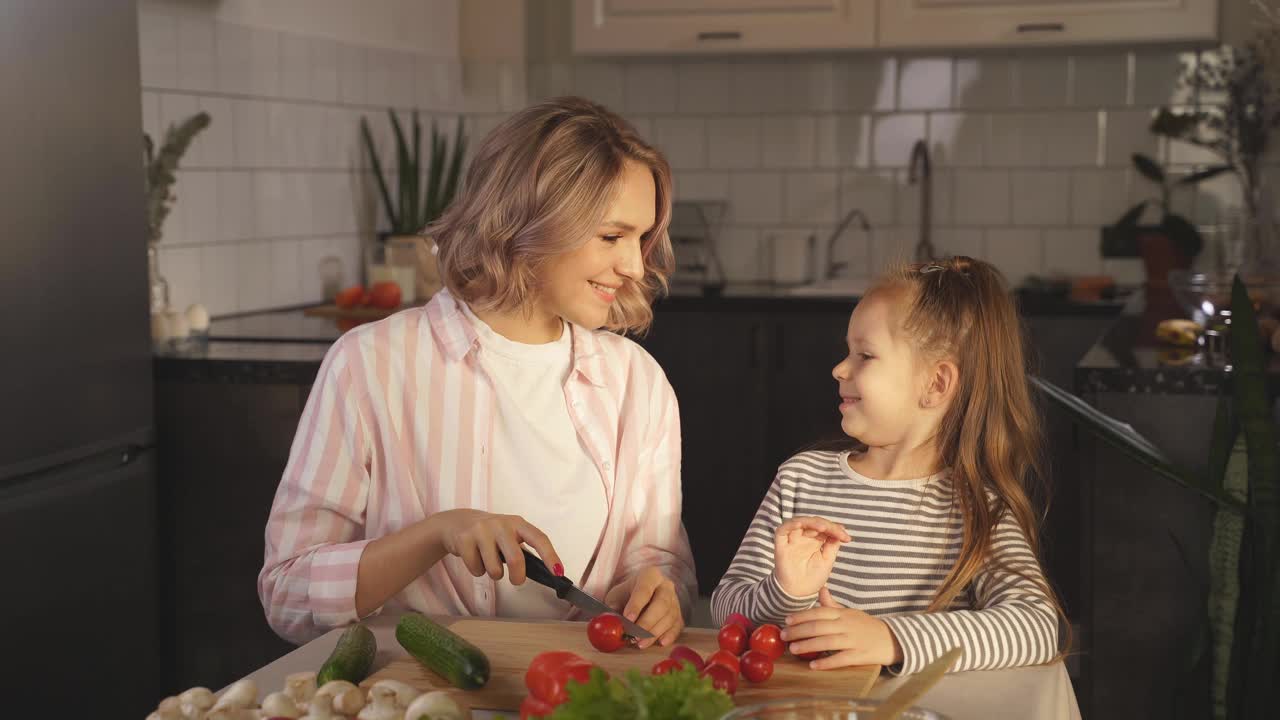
[460, 303, 609, 618]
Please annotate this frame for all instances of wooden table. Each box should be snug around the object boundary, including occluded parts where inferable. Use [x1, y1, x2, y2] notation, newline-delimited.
[235, 615, 1081, 719]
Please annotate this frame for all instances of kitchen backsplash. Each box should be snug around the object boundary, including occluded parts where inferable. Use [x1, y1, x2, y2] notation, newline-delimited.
[141, 1, 1243, 315]
[140, 0, 518, 316]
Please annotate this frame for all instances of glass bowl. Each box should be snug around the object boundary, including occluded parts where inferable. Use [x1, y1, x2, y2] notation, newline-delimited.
[721, 697, 950, 719]
[1167, 270, 1280, 326]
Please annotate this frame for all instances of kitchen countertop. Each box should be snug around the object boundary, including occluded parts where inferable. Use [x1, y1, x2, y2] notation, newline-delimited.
[154, 284, 1127, 385]
[1075, 291, 1280, 395]
[231, 614, 1081, 720]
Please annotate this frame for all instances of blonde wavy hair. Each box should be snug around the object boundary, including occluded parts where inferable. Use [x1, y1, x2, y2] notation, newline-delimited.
[426, 96, 674, 334]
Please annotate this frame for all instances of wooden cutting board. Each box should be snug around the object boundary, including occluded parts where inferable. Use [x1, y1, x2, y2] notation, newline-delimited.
[361, 618, 879, 711]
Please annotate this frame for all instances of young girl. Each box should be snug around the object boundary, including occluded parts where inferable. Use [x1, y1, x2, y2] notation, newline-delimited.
[711, 256, 1064, 675]
[260, 97, 695, 647]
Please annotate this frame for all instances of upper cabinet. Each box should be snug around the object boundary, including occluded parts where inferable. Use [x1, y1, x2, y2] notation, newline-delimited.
[878, 0, 1219, 49]
[572, 0, 877, 55]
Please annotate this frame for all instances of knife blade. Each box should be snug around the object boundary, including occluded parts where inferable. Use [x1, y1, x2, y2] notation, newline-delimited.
[502, 547, 654, 641]
[559, 585, 653, 640]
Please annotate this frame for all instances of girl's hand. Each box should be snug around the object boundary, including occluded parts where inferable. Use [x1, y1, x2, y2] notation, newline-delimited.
[782, 587, 904, 669]
[772, 516, 850, 597]
[604, 566, 684, 648]
[432, 509, 563, 586]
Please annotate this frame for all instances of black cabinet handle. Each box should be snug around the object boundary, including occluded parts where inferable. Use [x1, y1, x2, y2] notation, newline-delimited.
[1016, 22, 1065, 33]
[697, 30, 742, 41]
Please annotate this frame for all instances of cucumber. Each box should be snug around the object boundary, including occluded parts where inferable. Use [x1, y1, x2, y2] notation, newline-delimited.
[396, 613, 490, 690]
[316, 622, 377, 685]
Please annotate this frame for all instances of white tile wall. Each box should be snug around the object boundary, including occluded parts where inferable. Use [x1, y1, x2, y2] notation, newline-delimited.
[143, 2, 1225, 306]
[677, 62, 733, 114]
[761, 117, 817, 169]
[708, 118, 761, 170]
[1011, 171, 1071, 226]
[141, 3, 471, 315]
[785, 172, 840, 226]
[898, 58, 953, 111]
[551, 45, 1229, 287]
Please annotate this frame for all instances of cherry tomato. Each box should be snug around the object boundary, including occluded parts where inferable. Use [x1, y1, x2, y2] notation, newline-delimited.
[669, 645, 705, 671]
[587, 613, 626, 653]
[724, 612, 754, 634]
[701, 663, 738, 695]
[717, 622, 748, 655]
[334, 285, 364, 309]
[750, 623, 785, 661]
[652, 657, 684, 675]
[525, 651, 595, 705]
[520, 694, 557, 719]
[368, 281, 402, 309]
[740, 649, 775, 683]
[705, 649, 741, 675]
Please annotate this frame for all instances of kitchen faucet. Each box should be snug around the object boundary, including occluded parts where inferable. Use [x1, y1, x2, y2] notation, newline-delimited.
[822, 208, 872, 281]
[908, 139, 937, 262]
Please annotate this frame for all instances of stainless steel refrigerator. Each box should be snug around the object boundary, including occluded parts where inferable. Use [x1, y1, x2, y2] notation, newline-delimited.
[0, 0, 160, 714]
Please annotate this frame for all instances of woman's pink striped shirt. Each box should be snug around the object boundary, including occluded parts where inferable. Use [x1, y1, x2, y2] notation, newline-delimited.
[258, 289, 697, 644]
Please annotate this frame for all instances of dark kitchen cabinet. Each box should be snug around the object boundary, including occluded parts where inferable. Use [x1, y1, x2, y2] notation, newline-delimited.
[639, 305, 854, 592]
[154, 380, 304, 694]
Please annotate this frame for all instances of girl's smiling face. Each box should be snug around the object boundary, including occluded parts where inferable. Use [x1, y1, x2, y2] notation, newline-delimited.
[831, 289, 932, 447]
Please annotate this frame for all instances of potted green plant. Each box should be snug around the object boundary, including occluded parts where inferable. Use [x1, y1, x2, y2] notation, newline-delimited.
[1032, 275, 1278, 719]
[1143, 3, 1280, 274]
[359, 110, 466, 303]
[143, 111, 210, 315]
[1102, 152, 1224, 289]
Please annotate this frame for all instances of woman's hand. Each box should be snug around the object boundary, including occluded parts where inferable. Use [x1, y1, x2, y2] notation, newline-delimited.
[772, 516, 850, 598]
[604, 567, 684, 648]
[782, 587, 903, 669]
[432, 509, 563, 586]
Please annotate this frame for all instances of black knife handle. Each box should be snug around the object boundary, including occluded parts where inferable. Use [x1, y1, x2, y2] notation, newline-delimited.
[501, 548, 571, 593]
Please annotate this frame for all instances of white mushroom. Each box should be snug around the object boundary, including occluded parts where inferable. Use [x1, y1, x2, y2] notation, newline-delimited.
[154, 696, 184, 720]
[357, 686, 404, 720]
[299, 693, 340, 720]
[369, 680, 421, 708]
[317, 680, 366, 715]
[212, 679, 258, 712]
[285, 672, 319, 705]
[402, 691, 468, 720]
[180, 688, 216, 712]
[206, 710, 258, 720]
[261, 691, 301, 719]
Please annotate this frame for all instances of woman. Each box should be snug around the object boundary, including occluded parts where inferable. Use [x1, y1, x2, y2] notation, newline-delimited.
[259, 97, 696, 647]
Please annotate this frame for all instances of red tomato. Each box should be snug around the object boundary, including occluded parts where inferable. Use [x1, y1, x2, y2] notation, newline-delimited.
[701, 663, 738, 695]
[525, 651, 595, 705]
[652, 657, 684, 675]
[724, 612, 754, 634]
[704, 649, 741, 675]
[669, 645, 705, 671]
[368, 281, 402, 309]
[717, 623, 747, 655]
[334, 285, 364, 309]
[520, 694, 557, 720]
[740, 650, 775, 683]
[750, 623, 785, 661]
[587, 613, 626, 653]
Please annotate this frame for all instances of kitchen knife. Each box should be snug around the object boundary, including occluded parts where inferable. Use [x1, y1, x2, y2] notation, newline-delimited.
[502, 547, 654, 641]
